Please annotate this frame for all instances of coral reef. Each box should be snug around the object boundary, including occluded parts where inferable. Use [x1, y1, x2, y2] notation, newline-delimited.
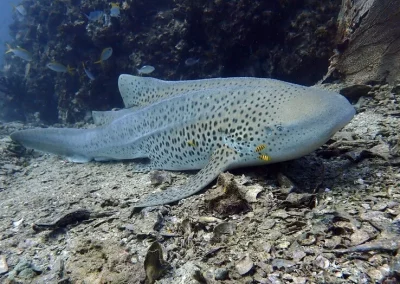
[2, 0, 341, 123]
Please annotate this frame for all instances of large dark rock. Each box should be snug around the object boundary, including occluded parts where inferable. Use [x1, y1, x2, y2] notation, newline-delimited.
[326, 0, 400, 85]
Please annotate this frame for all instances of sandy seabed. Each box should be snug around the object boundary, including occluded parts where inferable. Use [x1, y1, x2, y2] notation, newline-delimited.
[0, 84, 400, 283]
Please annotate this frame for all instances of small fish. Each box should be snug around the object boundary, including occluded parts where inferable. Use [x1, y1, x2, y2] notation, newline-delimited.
[255, 144, 266, 152]
[24, 63, 31, 79]
[84, 11, 104, 22]
[258, 154, 271, 162]
[94, 47, 113, 64]
[12, 4, 27, 16]
[110, 3, 120, 18]
[46, 62, 74, 75]
[82, 63, 95, 81]
[5, 44, 32, 61]
[185, 58, 199, 66]
[137, 65, 155, 75]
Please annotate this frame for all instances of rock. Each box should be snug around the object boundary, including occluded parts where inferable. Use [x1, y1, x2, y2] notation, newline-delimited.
[235, 255, 254, 275]
[270, 209, 289, 219]
[276, 241, 291, 249]
[292, 276, 307, 284]
[18, 268, 37, 279]
[10, 259, 41, 280]
[292, 250, 306, 262]
[369, 143, 391, 160]
[205, 173, 251, 217]
[367, 268, 384, 282]
[360, 211, 392, 231]
[0, 255, 8, 274]
[372, 202, 388, 211]
[240, 184, 264, 203]
[314, 255, 330, 269]
[258, 219, 276, 232]
[298, 233, 316, 246]
[271, 259, 296, 269]
[277, 172, 296, 193]
[144, 242, 169, 284]
[213, 222, 236, 236]
[332, 0, 400, 84]
[340, 85, 372, 101]
[197, 216, 223, 224]
[214, 267, 229, 280]
[284, 193, 315, 207]
[323, 236, 342, 249]
[149, 170, 172, 186]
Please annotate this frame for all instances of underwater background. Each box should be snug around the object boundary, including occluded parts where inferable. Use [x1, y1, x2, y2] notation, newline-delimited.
[0, 0, 341, 125]
[0, 3, 13, 64]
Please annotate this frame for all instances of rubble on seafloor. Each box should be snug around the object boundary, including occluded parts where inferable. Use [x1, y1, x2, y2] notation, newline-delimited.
[0, 82, 399, 283]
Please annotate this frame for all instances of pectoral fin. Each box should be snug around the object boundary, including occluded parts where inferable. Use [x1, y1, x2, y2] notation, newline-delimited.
[132, 145, 239, 208]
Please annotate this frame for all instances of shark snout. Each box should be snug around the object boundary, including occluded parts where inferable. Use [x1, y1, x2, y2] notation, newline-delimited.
[274, 88, 355, 162]
[321, 92, 355, 136]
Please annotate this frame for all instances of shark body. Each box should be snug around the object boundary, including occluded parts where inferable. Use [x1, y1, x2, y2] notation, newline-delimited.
[11, 75, 355, 207]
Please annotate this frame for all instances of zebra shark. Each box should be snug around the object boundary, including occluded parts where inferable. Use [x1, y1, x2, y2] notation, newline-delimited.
[10, 75, 355, 207]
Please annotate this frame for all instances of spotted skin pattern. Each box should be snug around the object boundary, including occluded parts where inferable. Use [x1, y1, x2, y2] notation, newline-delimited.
[10, 75, 355, 208]
[117, 75, 301, 108]
[93, 75, 324, 126]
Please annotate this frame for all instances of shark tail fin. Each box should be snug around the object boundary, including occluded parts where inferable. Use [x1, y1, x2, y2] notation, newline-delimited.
[10, 128, 95, 163]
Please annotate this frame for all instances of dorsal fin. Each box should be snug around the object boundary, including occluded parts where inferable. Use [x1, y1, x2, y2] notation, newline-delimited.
[117, 74, 279, 108]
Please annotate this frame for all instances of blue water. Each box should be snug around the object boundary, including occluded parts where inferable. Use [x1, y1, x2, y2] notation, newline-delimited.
[0, 2, 13, 64]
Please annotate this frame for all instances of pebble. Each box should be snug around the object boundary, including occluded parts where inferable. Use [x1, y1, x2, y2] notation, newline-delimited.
[372, 202, 387, 211]
[314, 255, 330, 269]
[214, 267, 229, 280]
[271, 258, 295, 269]
[0, 255, 8, 274]
[292, 250, 306, 262]
[340, 84, 372, 100]
[367, 268, 383, 282]
[361, 203, 371, 210]
[270, 209, 289, 219]
[350, 229, 370, 246]
[18, 268, 36, 279]
[235, 255, 254, 275]
[276, 241, 291, 249]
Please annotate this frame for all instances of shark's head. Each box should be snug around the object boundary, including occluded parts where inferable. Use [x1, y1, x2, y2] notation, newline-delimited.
[266, 86, 355, 162]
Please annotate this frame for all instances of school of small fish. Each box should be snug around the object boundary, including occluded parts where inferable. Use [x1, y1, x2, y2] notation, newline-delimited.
[4, 3, 152, 81]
